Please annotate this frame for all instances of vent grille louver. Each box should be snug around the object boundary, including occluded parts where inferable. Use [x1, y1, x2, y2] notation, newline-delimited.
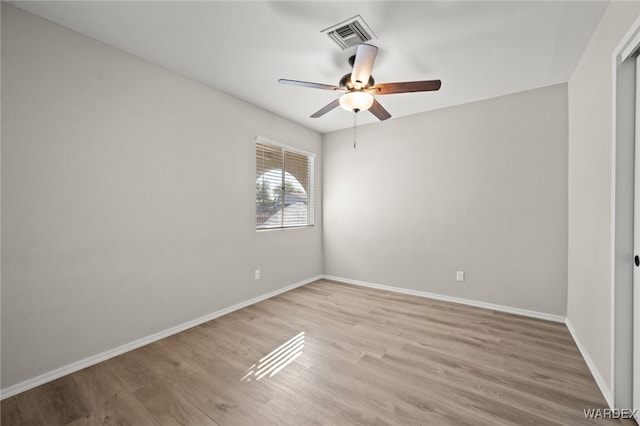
[321, 15, 376, 50]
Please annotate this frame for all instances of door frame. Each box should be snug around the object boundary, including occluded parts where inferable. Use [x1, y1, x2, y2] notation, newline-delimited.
[636, 52, 640, 416]
[612, 14, 640, 410]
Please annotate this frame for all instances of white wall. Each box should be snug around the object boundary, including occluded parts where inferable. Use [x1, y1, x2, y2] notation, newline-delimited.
[1, 4, 322, 390]
[567, 0, 640, 405]
[323, 84, 568, 317]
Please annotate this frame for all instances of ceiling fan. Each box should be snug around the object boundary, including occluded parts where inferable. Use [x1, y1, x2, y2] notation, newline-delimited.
[278, 43, 441, 121]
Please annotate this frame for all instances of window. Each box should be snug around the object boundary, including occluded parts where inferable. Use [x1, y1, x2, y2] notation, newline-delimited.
[255, 137, 314, 229]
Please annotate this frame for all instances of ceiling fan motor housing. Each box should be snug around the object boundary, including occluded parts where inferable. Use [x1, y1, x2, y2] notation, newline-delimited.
[339, 73, 375, 90]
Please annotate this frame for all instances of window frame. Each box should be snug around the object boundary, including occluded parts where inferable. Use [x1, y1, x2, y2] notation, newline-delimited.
[255, 136, 315, 231]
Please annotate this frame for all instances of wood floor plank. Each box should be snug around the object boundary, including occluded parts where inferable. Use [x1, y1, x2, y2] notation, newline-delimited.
[94, 391, 158, 426]
[2, 279, 631, 425]
[10, 391, 46, 426]
[31, 376, 92, 426]
[0, 396, 31, 426]
[71, 364, 128, 410]
[64, 414, 103, 426]
[104, 349, 155, 393]
[135, 343, 197, 385]
[132, 380, 218, 426]
[166, 370, 267, 426]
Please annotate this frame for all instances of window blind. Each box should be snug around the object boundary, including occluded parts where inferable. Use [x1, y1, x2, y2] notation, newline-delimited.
[255, 138, 314, 229]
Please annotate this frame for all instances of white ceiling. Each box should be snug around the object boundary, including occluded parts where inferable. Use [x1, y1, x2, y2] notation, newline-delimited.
[10, 1, 608, 134]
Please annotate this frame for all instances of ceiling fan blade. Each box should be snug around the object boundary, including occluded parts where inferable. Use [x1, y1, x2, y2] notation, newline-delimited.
[369, 99, 391, 121]
[311, 98, 341, 118]
[351, 44, 378, 88]
[278, 79, 344, 91]
[369, 80, 442, 95]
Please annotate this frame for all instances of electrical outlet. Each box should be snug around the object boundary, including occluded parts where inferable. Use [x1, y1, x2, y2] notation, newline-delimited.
[456, 271, 464, 282]
[255, 269, 261, 280]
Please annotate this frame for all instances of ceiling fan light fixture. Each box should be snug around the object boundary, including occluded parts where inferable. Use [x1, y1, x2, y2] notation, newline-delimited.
[339, 91, 374, 112]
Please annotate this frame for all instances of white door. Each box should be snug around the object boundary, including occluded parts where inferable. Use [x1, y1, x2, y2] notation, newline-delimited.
[634, 53, 640, 422]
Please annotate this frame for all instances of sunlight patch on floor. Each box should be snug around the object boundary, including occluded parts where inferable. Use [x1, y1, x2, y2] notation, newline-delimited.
[241, 331, 305, 382]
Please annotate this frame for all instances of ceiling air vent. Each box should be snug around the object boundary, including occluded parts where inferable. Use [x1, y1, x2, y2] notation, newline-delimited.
[321, 15, 376, 50]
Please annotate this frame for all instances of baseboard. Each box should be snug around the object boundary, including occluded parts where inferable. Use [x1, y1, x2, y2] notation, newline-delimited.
[565, 318, 614, 409]
[0, 275, 322, 400]
[322, 275, 566, 323]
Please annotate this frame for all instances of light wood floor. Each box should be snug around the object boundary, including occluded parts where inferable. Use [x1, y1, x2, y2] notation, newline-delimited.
[1, 279, 632, 425]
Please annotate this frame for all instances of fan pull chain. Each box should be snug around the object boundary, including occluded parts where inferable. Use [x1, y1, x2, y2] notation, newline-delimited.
[353, 110, 358, 149]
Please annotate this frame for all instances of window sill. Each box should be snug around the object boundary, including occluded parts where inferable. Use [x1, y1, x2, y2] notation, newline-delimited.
[256, 225, 314, 232]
